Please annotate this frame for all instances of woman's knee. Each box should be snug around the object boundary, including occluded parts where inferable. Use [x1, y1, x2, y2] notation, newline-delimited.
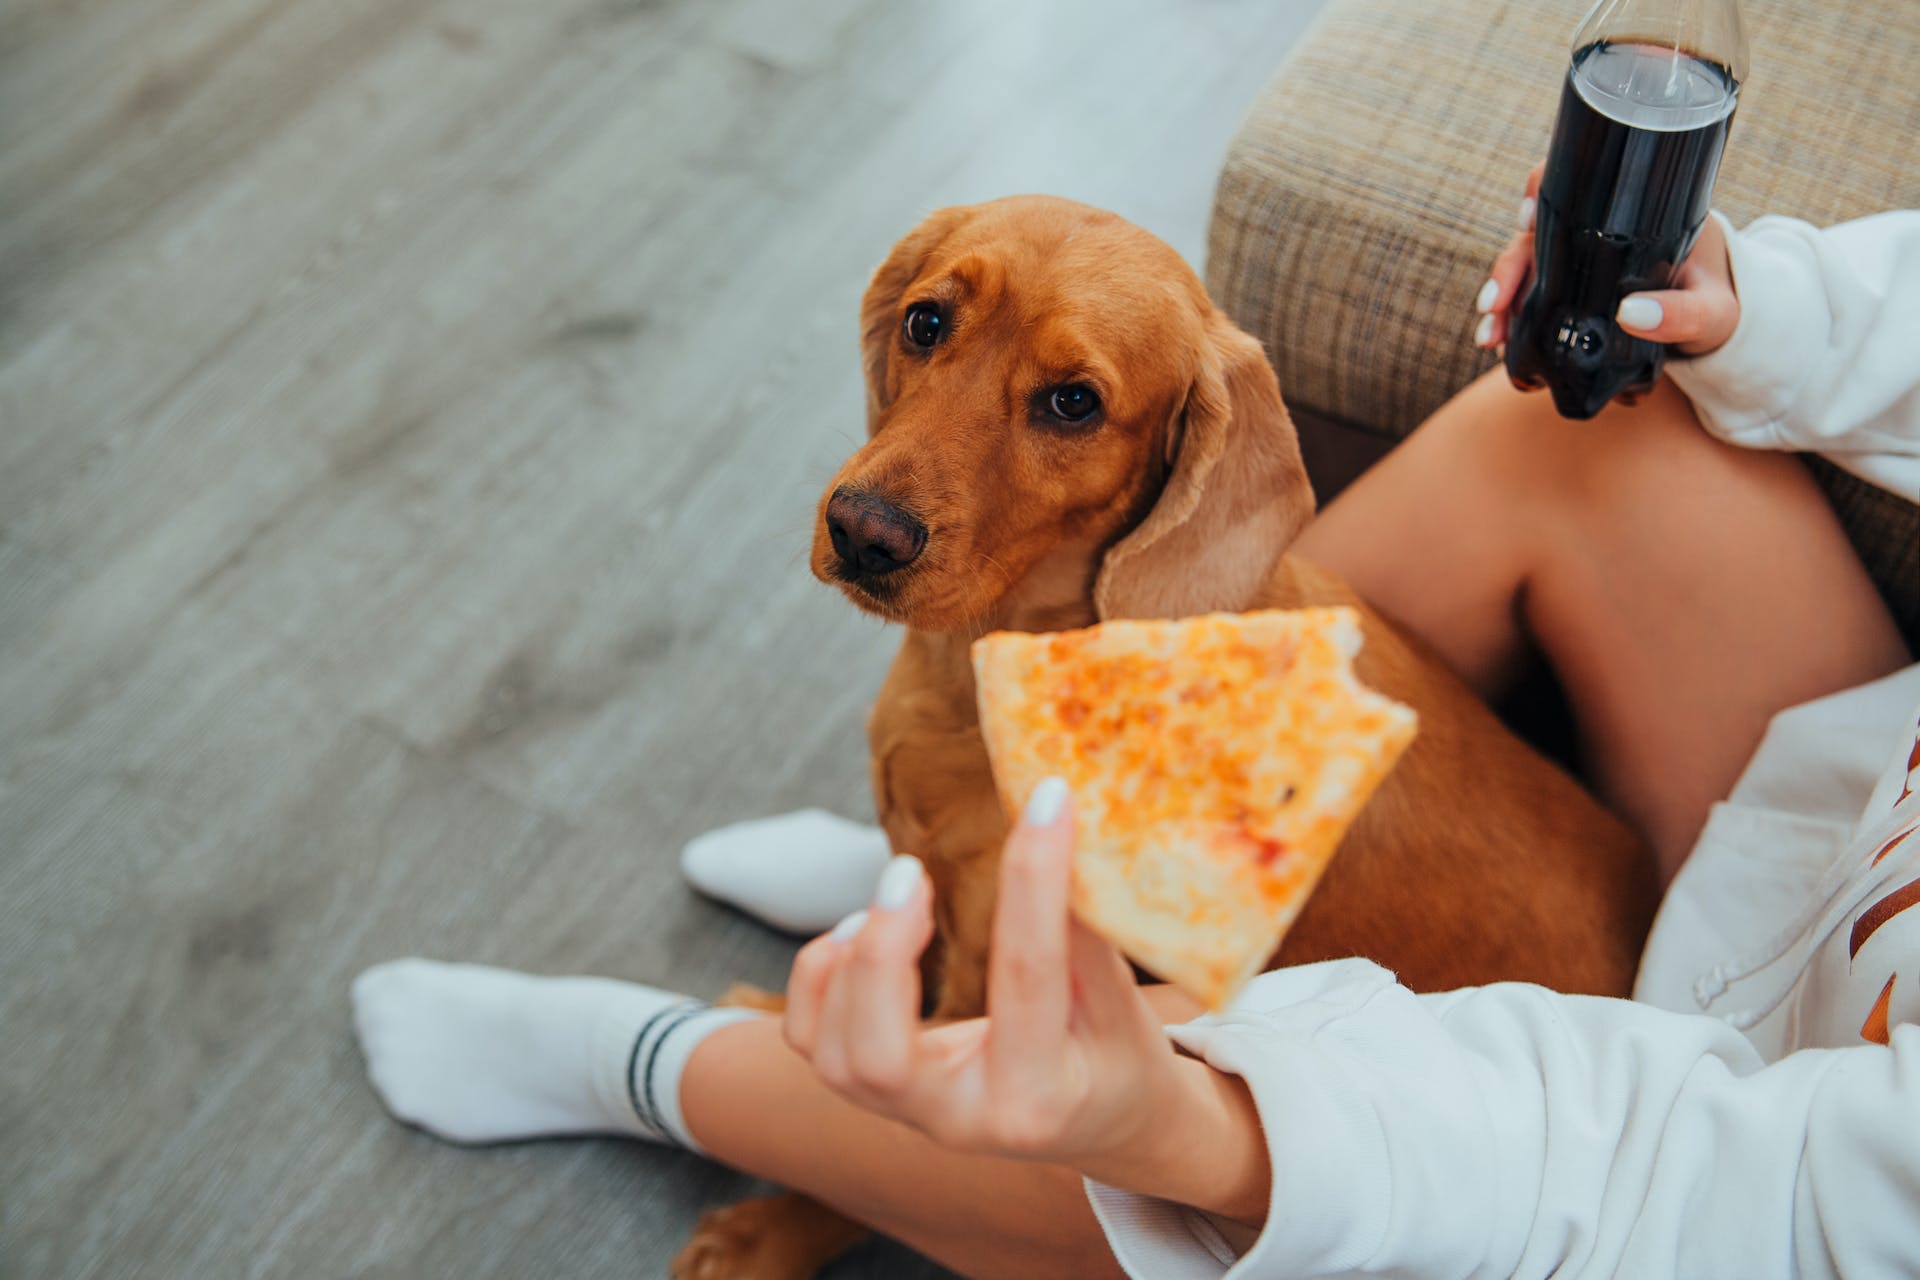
[1433, 371, 1860, 587]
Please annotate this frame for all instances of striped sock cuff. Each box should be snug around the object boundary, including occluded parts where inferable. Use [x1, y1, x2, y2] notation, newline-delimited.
[624, 1001, 758, 1153]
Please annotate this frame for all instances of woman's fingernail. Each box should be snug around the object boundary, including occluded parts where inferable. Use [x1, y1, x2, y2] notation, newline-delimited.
[1475, 278, 1500, 314]
[1518, 196, 1536, 232]
[1616, 297, 1663, 331]
[1024, 776, 1069, 827]
[873, 855, 922, 911]
[830, 908, 868, 942]
[1474, 313, 1495, 347]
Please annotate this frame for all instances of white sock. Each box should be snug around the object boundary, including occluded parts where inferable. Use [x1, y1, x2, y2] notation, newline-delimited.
[681, 808, 892, 935]
[350, 959, 755, 1152]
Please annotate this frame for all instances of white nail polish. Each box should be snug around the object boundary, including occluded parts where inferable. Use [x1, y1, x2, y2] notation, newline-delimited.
[1474, 314, 1495, 347]
[830, 908, 868, 942]
[1518, 196, 1536, 232]
[1475, 278, 1499, 314]
[1616, 297, 1663, 331]
[872, 856, 922, 911]
[1024, 776, 1069, 827]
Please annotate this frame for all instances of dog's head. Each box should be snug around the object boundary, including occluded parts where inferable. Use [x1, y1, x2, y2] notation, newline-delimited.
[811, 195, 1313, 631]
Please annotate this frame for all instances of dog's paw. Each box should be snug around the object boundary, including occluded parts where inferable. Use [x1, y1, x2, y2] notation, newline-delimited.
[670, 1199, 804, 1280]
[671, 1195, 863, 1280]
[718, 982, 786, 1013]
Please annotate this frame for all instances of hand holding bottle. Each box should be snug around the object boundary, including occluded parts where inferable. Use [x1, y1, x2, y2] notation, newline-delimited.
[1609, 213, 1739, 356]
[1493, 0, 1748, 417]
[1477, 165, 1741, 361]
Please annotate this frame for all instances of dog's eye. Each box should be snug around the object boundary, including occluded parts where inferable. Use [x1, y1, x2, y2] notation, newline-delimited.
[902, 304, 944, 350]
[1045, 384, 1101, 423]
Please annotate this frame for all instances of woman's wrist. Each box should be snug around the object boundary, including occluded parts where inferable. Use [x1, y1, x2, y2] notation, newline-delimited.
[1079, 1053, 1272, 1228]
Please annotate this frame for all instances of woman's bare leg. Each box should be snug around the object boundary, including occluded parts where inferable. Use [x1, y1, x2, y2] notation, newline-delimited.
[1294, 370, 1911, 878]
[682, 1020, 1113, 1280]
[678, 987, 1203, 1280]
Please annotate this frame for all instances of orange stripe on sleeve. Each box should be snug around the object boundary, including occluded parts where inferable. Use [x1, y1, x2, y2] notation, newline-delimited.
[1851, 878, 1920, 960]
[1861, 974, 1896, 1046]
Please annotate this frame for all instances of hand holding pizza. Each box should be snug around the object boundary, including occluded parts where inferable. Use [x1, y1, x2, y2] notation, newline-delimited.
[783, 778, 1178, 1163]
[782, 778, 1272, 1224]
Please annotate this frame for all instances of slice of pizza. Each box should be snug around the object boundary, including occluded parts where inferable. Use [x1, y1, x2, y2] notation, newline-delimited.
[972, 608, 1417, 1009]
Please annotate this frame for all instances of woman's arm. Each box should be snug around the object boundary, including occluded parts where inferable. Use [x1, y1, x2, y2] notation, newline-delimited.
[1099, 1052, 1270, 1226]
[1095, 961, 1920, 1279]
[1663, 210, 1920, 500]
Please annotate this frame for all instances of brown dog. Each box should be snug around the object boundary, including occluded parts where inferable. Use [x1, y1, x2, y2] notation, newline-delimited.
[672, 196, 1660, 1279]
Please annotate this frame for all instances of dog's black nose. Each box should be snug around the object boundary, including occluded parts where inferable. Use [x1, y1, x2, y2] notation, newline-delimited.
[826, 489, 927, 577]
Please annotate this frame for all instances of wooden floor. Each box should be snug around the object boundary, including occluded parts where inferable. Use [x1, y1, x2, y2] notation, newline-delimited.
[0, 1, 1325, 1274]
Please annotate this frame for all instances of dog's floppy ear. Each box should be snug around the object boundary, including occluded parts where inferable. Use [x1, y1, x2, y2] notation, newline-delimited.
[1093, 314, 1314, 620]
[860, 207, 970, 436]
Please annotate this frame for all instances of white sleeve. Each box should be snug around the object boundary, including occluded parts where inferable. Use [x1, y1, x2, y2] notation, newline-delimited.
[1665, 210, 1920, 502]
[1086, 959, 1920, 1279]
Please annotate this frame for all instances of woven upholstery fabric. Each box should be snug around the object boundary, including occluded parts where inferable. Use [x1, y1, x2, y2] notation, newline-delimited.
[1209, 0, 1920, 644]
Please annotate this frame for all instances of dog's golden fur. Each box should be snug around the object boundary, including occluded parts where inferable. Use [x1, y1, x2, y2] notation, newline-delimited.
[673, 195, 1660, 1279]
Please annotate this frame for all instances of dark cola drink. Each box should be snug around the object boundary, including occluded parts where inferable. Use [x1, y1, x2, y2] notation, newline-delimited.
[1507, 0, 1747, 419]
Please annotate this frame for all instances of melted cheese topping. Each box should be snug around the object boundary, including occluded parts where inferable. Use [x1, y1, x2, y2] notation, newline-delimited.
[973, 608, 1417, 1007]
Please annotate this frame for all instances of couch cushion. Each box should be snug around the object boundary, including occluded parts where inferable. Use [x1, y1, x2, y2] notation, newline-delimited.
[1209, 0, 1919, 645]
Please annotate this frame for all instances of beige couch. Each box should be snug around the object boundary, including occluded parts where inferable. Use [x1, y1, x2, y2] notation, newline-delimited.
[1207, 0, 1919, 650]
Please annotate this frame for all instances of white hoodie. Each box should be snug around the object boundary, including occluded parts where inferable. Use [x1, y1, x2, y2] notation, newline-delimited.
[1088, 211, 1920, 1279]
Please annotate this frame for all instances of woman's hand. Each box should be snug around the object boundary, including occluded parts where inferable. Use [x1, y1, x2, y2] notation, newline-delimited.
[1472, 162, 1547, 353]
[1473, 162, 1741, 357]
[782, 777, 1272, 1223]
[784, 778, 1177, 1163]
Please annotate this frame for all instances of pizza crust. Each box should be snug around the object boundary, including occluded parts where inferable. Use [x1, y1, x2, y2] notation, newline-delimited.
[972, 608, 1417, 1009]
